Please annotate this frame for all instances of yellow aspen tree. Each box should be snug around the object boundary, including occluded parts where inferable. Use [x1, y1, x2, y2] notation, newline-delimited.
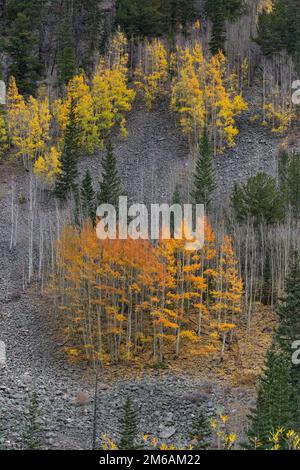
[152, 238, 180, 361]
[7, 76, 27, 155]
[0, 111, 8, 159]
[211, 235, 243, 360]
[52, 223, 240, 366]
[193, 218, 218, 339]
[7, 77, 51, 164]
[263, 100, 295, 134]
[25, 95, 51, 160]
[135, 39, 169, 109]
[33, 146, 61, 187]
[171, 44, 247, 153]
[205, 52, 248, 153]
[171, 43, 206, 147]
[92, 29, 135, 140]
[53, 73, 99, 153]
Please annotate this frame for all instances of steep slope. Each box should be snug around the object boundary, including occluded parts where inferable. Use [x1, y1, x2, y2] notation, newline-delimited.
[0, 104, 279, 449]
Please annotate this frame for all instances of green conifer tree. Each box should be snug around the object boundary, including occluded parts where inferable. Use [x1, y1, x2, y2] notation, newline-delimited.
[256, 0, 300, 65]
[231, 172, 285, 224]
[5, 11, 42, 95]
[189, 406, 211, 450]
[97, 142, 122, 207]
[162, 0, 195, 36]
[247, 347, 294, 449]
[191, 128, 217, 210]
[57, 14, 77, 89]
[54, 99, 81, 201]
[207, 0, 244, 55]
[81, 169, 96, 224]
[274, 258, 300, 428]
[23, 393, 43, 450]
[208, 0, 226, 55]
[119, 397, 139, 450]
[279, 150, 300, 218]
[172, 184, 181, 205]
[116, 0, 163, 37]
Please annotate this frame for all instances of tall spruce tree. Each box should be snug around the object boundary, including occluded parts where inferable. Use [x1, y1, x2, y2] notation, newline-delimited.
[247, 259, 300, 447]
[208, 0, 226, 54]
[231, 172, 285, 225]
[162, 0, 195, 35]
[116, 0, 163, 37]
[191, 128, 216, 210]
[256, 0, 300, 67]
[119, 397, 139, 450]
[247, 347, 294, 449]
[81, 169, 96, 224]
[189, 406, 211, 450]
[23, 393, 43, 450]
[57, 14, 77, 89]
[279, 150, 300, 218]
[274, 258, 300, 428]
[97, 142, 122, 207]
[4, 10, 42, 95]
[116, 0, 195, 37]
[54, 100, 81, 201]
[207, 0, 244, 55]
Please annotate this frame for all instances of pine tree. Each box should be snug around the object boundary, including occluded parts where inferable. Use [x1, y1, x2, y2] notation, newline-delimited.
[162, 0, 195, 35]
[191, 128, 216, 210]
[97, 142, 122, 207]
[54, 100, 81, 201]
[231, 172, 285, 224]
[172, 184, 181, 205]
[116, 0, 163, 37]
[208, 0, 226, 55]
[57, 14, 77, 89]
[256, 9, 278, 56]
[78, 0, 101, 73]
[23, 393, 43, 450]
[119, 397, 139, 450]
[5, 11, 42, 95]
[256, 0, 300, 64]
[207, 0, 244, 55]
[81, 169, 96, 224]
[247, 260, 300, 447]
[189, 406, 211, 450]
[274, 258, 300, 428]
[247, 347, 294, 449]
[279, 150, 300, 218]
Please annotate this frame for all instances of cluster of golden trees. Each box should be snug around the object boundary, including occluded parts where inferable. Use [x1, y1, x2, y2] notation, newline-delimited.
[171, 44, 248, 153]
[5, 30, 135, 185]
[2, 26, 249, 178]
[134, 31, 248, 153]
[250, 53, 297, 134]
[50, 220, 243, 366]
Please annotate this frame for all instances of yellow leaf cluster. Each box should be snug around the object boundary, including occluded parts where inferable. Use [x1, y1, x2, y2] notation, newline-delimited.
[135, 39, 169, 109]
[171, 44, 248, 152]
[33, 146, 61, 186]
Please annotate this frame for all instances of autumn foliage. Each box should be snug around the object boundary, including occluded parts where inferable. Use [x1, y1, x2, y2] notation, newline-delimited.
[50, 220, 243, 366]
[6, 30, 135, 185]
